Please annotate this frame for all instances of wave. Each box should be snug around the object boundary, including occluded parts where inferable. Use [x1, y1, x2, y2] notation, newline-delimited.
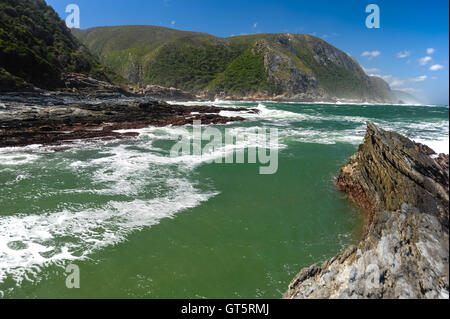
[0, 178, 216, 287]
[413, 138, 449, 155]
[282, 127, 366, 145]
[0, 121, 288, 287]
[0, 101, 448, 290]
[168, 99, 449, 108]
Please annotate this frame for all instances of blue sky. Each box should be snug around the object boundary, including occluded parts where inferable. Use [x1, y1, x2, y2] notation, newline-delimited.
[47, 0, 449, 104]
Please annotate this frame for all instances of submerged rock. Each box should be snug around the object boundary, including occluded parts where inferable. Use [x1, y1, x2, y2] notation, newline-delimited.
[284, 122, 449, 299]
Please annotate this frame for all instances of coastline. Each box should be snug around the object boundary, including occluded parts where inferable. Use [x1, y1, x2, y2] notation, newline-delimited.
[0, 96, 448, 298]
[168, 99, 450, 155]
[0, 91, 258, 148]
[284, 122, 449, 299]
[168, 98, 448, 108]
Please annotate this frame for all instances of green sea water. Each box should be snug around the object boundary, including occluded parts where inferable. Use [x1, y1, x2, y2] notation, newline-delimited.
[0, 101, 448, 298]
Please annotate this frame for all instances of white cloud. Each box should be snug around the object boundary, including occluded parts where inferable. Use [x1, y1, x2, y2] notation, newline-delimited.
[171, 20, 176, 25]
[253, 22, 258, 28]
[397, 51, 411, 58]
[419, 56, 432, 65]
[426, 48, 436, 55]
[429, 64, 444, 71]
[361, 51, 381, 60]
[363, 67, 380, 73]
[390, 79, 406, 87]
[409, 75, 428, 82]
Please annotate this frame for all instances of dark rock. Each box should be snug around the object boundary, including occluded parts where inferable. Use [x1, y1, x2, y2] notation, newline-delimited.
[0, 92, 258, 148]
[131, 84, 197, 101]
[61, 73, 132, 96]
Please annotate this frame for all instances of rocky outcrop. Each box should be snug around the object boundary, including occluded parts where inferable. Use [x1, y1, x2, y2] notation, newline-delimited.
[253, 39, 322, 99]
[62, 74, 198, 101]
[61, 73, 127, 94]
[0, 92, 257, 147]
[130, 84, 197, 101]
[284, 122, 449, 299]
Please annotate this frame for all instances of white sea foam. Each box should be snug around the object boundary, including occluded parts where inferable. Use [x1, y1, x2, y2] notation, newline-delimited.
[0, 117, 288, 285]
[0, 178, 216, 285]
[414, 138, 449, 155]
[217, 103, 318, 125]
[0, 134, 222, 287]
[0, 153, 41, 166]
[0, 101, 448, 289]
[283, 127, 366, 145]
[0, 145, 45, 167]
[169, 99, 448, 108]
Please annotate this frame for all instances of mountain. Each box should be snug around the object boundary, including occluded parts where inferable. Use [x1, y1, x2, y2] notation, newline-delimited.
[0, 0, 120, 91]
[73, 26, 396, 103]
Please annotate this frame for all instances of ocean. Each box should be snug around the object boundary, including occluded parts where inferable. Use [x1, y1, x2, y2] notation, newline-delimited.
[0, 101, 448, 298]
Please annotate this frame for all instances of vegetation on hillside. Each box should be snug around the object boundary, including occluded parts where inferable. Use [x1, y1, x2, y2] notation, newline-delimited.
[0, 0, 119, 90]
[73, 26, 394, 101]
[143, 41, 241, 92]
[209, 49, 277, 95]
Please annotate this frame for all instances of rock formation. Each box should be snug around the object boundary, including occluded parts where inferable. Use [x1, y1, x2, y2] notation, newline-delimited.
[284, 122, 449, 299]
[130, 84, 197, 101]
[0, 92, 257, 147]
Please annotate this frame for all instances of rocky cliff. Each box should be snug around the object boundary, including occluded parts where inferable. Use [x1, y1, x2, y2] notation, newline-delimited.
[73, 26, 397, 103]
[284, 123, 449, 299]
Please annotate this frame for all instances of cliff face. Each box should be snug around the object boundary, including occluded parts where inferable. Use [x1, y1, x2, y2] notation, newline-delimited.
[73, 26, 397, 103]
[285, 123, 449, 299]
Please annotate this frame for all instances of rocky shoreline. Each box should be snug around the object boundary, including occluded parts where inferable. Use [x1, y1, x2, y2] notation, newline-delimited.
[284, 122, 449, 299]
[0, 91, 257, 148]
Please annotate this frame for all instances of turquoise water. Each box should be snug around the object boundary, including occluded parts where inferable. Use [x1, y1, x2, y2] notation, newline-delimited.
[0, 102, 448, 298]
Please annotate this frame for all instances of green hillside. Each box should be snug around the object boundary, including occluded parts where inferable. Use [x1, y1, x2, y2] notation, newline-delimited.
[74, 25, 395, 102]
[0, 0, 119, 91]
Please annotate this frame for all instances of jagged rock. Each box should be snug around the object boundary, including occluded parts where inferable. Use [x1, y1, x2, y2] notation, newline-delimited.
[284, 122, 449, 299]
[131, 84, 197, 101]
[0, 92, 258, 147]
[61, 73, 130, 95]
